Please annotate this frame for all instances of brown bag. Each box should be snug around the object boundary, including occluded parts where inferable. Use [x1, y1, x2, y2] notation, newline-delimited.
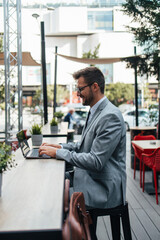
[62, 192, 92, 240]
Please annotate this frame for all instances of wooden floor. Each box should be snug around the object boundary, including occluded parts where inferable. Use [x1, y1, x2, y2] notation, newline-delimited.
[96, 132, 160, 240]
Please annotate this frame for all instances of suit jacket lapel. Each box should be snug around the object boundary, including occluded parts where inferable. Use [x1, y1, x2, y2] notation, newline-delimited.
[80, 98, 109, 147]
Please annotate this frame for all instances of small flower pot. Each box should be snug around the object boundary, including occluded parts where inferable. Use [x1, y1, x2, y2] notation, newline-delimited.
[31, 134, 43, 146]
[50, 125, 58, 133]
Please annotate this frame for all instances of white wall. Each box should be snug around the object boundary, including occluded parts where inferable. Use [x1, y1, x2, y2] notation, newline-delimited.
[45, 36, 86, 85]
[113, 6, 132, 32]
[44, 7, 88, 34]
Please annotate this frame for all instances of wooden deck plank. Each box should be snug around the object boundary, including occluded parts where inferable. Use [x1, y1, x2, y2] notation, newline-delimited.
[136, 209, 160, 240]
[129, 209, 150, 240]
[127, 166, 160, 215]
[144, 208, 160, 233]
[103, 216, 112, 240]
[97, 217, 109, 240]
[126, 185, 141, 209]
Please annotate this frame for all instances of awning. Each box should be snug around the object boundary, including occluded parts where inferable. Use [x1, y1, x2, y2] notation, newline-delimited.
[56, 53, 140, 64]
[0, 52, 40, 66]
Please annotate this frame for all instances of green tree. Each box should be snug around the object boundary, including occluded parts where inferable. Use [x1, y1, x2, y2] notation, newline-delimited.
[0, 36, 3, 52]
[82, 44, 100, 66]
[105, 82, 134, 106]
[82, 43, 100, 59]
[32, 88, 41, 107]
[47, 85, 69, 106]
[122, 0, 160, 79]
[0, 69, 5, 103]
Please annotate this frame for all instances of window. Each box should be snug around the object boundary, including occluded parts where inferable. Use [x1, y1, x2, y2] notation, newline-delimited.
[88, 11, 113, 31]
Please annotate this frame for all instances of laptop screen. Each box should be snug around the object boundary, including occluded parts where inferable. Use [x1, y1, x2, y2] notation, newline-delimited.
[17, 130, 30, 157]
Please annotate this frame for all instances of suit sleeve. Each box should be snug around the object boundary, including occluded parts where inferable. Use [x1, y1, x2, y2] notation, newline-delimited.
[56, 112, 124, 171]
[61, 141, 80, 151]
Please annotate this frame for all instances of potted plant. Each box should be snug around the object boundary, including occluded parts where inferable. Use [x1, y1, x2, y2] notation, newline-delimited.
[50, 118, 58, 133]
[0, 143, 17, 196]
[30, 123, 43, 146]
[54, 111, 64, 123]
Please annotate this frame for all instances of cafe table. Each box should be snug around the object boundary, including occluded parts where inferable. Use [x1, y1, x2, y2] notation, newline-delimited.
[131, 139, 160, 151]
[130, 126, 157, 169]
[41, 122, 68, 137]
[0, 137, 66, 240]
[131, 139, 160, 194]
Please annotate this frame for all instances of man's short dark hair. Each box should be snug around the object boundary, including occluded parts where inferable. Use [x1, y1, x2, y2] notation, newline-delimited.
[72, 67, 105, 94]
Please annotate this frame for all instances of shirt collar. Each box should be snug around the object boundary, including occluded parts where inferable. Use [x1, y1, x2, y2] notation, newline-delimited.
[90, 96, 106, 116]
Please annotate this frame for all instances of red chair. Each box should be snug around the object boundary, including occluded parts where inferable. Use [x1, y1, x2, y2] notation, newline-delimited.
[142, 147, 160, 204]
[132, 135, 156, 187]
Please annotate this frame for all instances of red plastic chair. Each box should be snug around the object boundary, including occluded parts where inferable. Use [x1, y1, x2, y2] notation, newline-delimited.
[142, 147, 160, 204]
[132, 135, 156, 187]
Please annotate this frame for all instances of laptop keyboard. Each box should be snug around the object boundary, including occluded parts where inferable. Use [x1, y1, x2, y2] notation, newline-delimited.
[30, 149, 39, 157]
[28, 149, 51, 158]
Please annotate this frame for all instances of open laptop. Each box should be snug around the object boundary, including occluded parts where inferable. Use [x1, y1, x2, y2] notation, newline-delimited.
[16, 130, 51, 159]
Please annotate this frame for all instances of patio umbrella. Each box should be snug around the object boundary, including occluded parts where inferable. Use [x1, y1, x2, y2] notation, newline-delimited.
[0, 51, 40, 66]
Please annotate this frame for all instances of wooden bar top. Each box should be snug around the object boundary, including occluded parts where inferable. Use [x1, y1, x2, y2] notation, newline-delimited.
[0, 137, 66, 239]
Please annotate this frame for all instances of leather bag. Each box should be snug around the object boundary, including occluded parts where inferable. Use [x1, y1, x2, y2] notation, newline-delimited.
[62, 192, 92, 240]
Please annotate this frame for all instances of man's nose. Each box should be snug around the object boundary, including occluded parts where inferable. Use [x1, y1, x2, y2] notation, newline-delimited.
[77, 91, 80, 97]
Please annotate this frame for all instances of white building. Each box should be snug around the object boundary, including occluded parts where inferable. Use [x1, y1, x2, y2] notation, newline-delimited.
[0, 0, 158, 104]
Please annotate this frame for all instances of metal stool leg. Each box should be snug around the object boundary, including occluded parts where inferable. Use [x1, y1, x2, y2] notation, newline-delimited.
[110, 215, 121, 240]
[89, 212, 98, 240]
[121, 205, 132, 240]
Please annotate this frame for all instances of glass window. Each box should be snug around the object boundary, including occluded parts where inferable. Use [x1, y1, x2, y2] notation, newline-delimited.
[88, 11, 113, 31]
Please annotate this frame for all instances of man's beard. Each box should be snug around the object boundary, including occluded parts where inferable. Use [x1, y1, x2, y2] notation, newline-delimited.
[81, 90, 93, 106]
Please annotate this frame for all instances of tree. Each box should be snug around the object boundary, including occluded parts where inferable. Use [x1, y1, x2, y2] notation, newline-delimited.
[0, 38, 3, 52]
[82, 44, 100, 66]
[47, 85, 69, 106]
[105, 82, 134, 106]
[32, 88, 41, 107]
[82, 43, 100, 59]
[122, 0, 160, 79]
[0, 69, 5, 103]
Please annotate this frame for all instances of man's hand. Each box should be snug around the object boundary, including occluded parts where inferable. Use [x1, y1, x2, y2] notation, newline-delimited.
[41, 143, 62, 149]
[39, 146, 57, 158]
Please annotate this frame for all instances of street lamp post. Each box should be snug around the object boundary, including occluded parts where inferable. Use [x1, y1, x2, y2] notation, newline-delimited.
[53, 46, 58, 115]
[41, 21, 48, 124]
[134, 46, 138, 126]
[32, 13, 48, 124]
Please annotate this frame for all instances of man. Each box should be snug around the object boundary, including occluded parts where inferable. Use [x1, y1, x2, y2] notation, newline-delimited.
[64, 108, 74, 129]
[39, 67, 126, 209]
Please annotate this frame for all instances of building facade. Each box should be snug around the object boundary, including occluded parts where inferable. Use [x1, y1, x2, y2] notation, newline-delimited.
[0, 0, 158, 106]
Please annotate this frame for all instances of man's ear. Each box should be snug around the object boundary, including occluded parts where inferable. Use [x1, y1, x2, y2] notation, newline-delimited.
[92, 82, 99, 92]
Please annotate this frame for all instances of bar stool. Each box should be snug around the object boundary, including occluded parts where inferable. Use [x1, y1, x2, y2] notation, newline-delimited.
[89, 201, 132, 240]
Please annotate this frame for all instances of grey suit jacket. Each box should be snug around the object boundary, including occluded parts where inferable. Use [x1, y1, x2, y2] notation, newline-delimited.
[56, 98, 126, 209]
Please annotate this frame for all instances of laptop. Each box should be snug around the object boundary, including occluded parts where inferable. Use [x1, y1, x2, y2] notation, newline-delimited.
[16, 130, 51, 159]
